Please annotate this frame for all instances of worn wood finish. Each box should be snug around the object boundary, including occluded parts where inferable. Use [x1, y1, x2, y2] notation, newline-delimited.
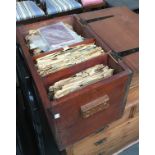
[46, 54, 131, 150]
[16, 10, 132, 150]
[123, 52, 139, 89]
[63, 52, 139, 154]
[78, 7, 139, 54]
[127, 86, 139, 108]
[66, 115, 138, 155]
[64, 52, 139, 155]
[123, 52, 139, 74]
[100, 116, 138, 155]
[80, 95, 110, 118]
[65, 83, 139, 155]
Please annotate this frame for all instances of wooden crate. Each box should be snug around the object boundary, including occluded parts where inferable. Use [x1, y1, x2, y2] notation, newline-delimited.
[66, 116, 138, 155]
[65, 99, 138, 155]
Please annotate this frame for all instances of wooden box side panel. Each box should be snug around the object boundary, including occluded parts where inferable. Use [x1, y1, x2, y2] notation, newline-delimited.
[49, 73, 129, 150]
[65, 91, 139, 155]
[127, 86, 139, 107]
[66, 116, 139, 155]
[123, 52, 139, 89]
[122, 52, 139, 74]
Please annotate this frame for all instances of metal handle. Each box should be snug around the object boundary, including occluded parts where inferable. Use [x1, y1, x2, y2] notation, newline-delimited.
[80, 95, 110, 118]
[94, 138, 107, 146]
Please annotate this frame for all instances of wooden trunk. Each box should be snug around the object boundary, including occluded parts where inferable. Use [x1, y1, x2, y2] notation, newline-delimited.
[16, 7, 139, 150]
[65, 111, 138, 155]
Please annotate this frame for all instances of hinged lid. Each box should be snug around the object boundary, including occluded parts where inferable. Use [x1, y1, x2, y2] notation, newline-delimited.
[79, 7, 139, 56]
